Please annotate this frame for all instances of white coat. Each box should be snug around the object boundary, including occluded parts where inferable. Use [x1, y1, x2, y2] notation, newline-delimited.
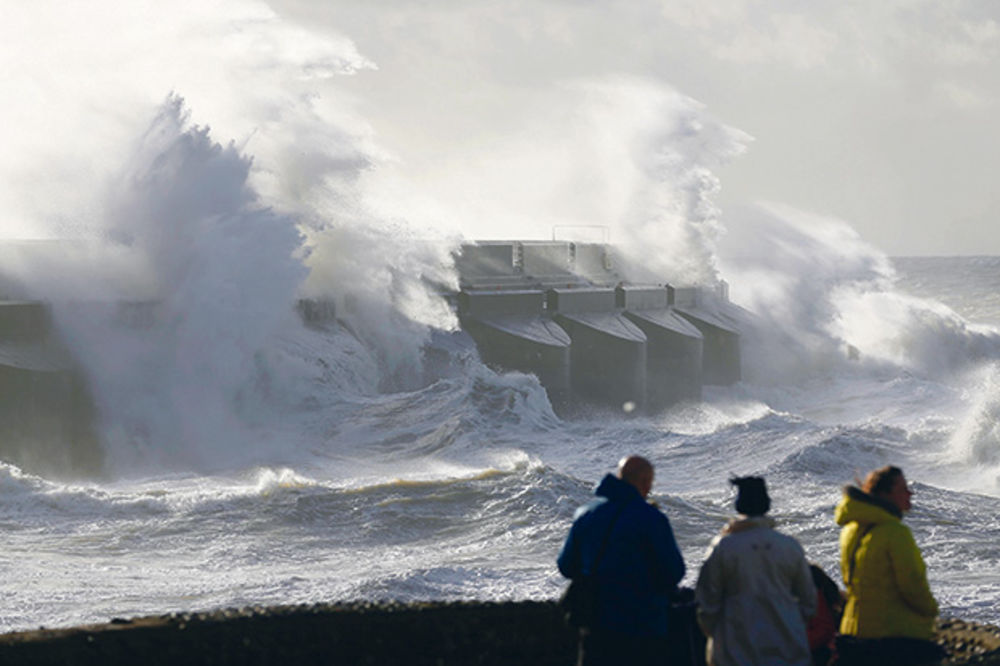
[695, 516, 816, 666]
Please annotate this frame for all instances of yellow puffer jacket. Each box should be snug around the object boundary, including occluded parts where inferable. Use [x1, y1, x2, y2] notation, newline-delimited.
[835, 486, 938, 640]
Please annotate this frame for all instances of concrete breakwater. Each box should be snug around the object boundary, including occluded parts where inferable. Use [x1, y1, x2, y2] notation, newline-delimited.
[0, 300, 102, 478]
[0, 239, 739, 478]
[0, 237, 745, 477]
[0, 601, 997, 665]
[453, 241, 742, 415]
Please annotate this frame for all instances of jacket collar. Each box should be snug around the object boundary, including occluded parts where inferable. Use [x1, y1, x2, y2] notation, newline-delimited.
[845, 484, 902, 519]
[594, 473, 643, 504]
[723, 515, 776, 534]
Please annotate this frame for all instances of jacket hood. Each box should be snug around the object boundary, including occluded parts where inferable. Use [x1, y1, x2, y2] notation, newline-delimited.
[595, 473, 643, 505]
[834, 485, 902, 527]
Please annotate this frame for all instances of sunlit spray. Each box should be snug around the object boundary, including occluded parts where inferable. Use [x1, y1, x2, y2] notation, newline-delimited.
[567, 77, 750, 288]
[51, 99, 308, 474]
[718, 201, 1000, 386]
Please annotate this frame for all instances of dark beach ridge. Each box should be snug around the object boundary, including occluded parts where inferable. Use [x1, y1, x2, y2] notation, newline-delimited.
[0, 601, 997, 665]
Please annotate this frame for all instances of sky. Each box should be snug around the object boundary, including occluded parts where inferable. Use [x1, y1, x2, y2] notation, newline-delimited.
[269, 0, 1000, 256]
[3, 0, 999, 257]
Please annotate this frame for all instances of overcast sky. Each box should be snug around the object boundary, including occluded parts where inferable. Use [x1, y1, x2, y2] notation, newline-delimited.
[4, 1, 999, 258]
[270, 0, 1000, 257]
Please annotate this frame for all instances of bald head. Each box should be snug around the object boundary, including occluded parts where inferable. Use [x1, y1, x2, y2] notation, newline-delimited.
[618, 455, 654, 498]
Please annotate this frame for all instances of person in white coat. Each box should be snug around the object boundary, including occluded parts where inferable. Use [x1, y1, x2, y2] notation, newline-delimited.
[695, 476, 816, 666]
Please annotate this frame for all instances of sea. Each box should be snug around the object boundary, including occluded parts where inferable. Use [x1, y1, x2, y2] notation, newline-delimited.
[3, 106, 1000, 635]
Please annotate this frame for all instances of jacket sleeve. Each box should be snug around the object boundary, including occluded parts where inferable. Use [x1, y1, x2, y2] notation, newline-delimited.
[695, 541, 722, 635]
[650, 512, 686, 590]
[557, 521, 581, 580]
[838, 522, 859, 586]
[791, 545, 817, 620]
[888, 525, 938, 618]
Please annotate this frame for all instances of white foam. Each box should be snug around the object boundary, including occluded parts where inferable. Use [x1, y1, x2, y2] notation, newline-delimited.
[948, 363, 1000, 477]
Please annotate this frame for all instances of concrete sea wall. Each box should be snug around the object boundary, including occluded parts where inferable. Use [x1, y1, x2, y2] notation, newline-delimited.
[1, 601, 997, 665]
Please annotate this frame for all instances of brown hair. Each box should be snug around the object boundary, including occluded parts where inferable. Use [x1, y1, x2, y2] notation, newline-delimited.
[861, 465, 903, 497]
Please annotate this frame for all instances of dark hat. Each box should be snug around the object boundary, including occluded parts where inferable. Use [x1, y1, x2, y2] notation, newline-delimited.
[731, 476, 770, 516]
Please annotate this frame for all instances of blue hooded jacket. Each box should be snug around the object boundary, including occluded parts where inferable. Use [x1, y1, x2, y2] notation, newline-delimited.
[557, 474, 686, 636]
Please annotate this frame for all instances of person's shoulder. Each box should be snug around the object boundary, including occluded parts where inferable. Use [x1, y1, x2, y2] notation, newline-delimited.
[875, 519, 914, 543]
[734, 521, 806, 558]
[622, 499, 676, 535]
[707, 529, 731, 550]
[765, 526, 807, 553]
[633, 498, 673, 522]
[573, 496, 609, 521]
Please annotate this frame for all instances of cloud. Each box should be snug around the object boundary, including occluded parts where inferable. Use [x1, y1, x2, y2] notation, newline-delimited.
[934, 80, 993, 109]
[657, 0, 1000, 81]
[10, 0, 1000, 256]
[710, 12, 838, 69]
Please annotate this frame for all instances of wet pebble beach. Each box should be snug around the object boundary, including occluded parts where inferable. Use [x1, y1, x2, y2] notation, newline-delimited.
[0, 601, 997, 665]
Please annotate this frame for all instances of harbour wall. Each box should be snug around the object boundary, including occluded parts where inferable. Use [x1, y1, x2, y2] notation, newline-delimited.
[454, 241, 741, 414]
[0, 300, 102, 478]
[1, 240, 743, 479]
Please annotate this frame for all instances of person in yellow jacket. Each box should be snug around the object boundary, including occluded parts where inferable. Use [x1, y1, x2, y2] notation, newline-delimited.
[834, 465, 945, 665]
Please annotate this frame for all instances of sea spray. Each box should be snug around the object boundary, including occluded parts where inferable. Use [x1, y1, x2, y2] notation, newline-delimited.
[0, 0, 373, 241]
[568, 77, 750, 288]
[832, 289, 1000, 378]
[717, 202, 895, 385]
[46, 98, 308, 475]
[718, 202, 1000, 387]
[300, 224, 459, 394]
[949, 363, 1000, 469]
[0, 0, 461, 472]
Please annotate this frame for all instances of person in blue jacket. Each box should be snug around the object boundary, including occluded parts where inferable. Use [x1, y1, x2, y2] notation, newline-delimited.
[558, 455, 687, 666]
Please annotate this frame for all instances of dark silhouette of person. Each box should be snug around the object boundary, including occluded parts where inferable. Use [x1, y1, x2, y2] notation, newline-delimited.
[807, 563, 844, 666]
[557, 455, 686, 666]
